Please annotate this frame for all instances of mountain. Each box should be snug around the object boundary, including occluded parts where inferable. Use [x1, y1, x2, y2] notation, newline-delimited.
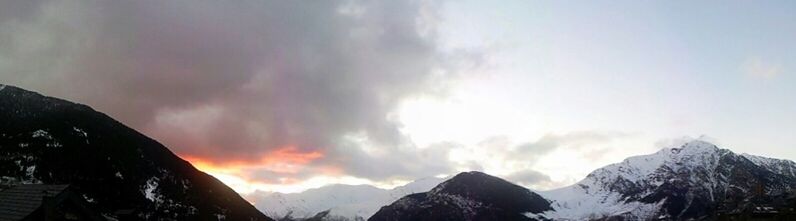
[252, 177, 444, 221]
[368, 171, 552, 221]
[0, 84, 273, 220]
[367, 141, 796, 221]
[539, 140, 796, 220]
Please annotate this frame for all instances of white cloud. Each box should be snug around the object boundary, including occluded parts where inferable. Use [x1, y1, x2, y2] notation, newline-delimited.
[444, 131, 631, 190]
[743, 56, 783, 79]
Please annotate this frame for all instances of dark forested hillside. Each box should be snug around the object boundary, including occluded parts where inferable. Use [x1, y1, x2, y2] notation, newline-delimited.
[0, 84, 272, 220]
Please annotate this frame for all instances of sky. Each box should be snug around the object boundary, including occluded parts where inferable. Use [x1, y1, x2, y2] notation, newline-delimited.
[0, 0, 794, 194]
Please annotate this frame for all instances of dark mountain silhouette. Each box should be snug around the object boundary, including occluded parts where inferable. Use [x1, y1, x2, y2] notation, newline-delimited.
[368, 171, 552, 221]
[0, 84, 272, 220]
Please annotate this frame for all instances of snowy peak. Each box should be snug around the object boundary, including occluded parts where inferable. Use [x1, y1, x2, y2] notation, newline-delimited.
[676, 139, 720, 153]
[253, 176, 444, 220]
[583, 139, 724, 183]
[542, 139, 796, 220]
[655, 139, 722, 158]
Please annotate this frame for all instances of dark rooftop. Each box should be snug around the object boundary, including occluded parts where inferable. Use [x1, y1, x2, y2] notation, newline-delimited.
[0, 184, 70, 221]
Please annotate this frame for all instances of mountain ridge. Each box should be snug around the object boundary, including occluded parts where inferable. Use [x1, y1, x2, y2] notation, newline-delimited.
[539, 140, 796, 220]
[0, 84, 272, 220]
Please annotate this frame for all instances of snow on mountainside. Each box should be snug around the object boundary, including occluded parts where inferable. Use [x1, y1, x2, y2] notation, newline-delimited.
[253, 177, 444, 220]
[741, 153, 796, 177]
[273, 139, 794, 221]
[539, 140, 796, 220]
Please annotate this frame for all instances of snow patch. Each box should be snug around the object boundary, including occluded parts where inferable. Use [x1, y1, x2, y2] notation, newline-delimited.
[84, 194, 96, 203]
[25, 165, 36, 177]
[30, 130, 61, 148]
[143, 177, 161, 203]
[73, 127, 88, 137]
[31, 130, 51, 139]
[523, 212, 547, 220]
[433, 193, 483, 216]
[73, 127, 90, 144]
[45, 141, 62, 148]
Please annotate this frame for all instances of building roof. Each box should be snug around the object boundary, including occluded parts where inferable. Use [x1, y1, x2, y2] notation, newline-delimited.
[0, 184, 70, 221]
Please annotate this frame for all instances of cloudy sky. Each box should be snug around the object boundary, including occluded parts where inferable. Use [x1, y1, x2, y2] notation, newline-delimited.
[1, 0, 794, 194]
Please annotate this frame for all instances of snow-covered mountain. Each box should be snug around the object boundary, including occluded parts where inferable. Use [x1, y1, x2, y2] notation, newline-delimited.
[250, 139, 796, 221]
[0, 84, 272, 220]
[369, 171, 552, 221]
[539, 140, 796, 220]
[252, 177, 444, 220]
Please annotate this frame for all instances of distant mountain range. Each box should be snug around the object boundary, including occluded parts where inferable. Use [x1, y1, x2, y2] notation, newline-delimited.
[2, 84, 795, 221]
[259, 140, 796, 221]
[251, 177, 443, 220]
[0, 84, 272, 220]
[248, 177, 445, 220]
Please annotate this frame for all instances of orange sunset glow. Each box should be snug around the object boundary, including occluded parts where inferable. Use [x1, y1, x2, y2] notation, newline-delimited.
[184, 146, 323, 175]
[181, 146, 329, 193]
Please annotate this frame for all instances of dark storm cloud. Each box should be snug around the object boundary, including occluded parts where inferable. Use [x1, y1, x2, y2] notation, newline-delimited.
[0, 0, 469, 180]
[468, 131, 627, 188]
[329, 141, 459, 180]
[505, 170, 552, 188]
[472, 131, 625, 164]
[509, 131, 627, 160]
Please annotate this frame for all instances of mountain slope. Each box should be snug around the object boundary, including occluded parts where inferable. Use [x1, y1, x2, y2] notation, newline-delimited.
[253, 177, 444, 220]
[368, 171, 552, 221]
[540, 140, 796, 220]
[0, 84, 273, 220]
